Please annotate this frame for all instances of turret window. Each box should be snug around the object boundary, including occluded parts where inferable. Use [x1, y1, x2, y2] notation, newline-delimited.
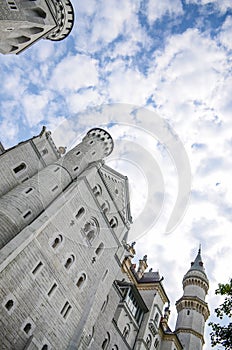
[41, 148, 48, 156]
[51, 234, 63, 249]
[92, 184, 102, 197]
[31, 261, 43, 276]
[13, 162, 27, 175]
[82, 218, 99, 244]
[60, 301, 72, 320]
[122, 324, 130, 340]
[23, 323, 32, 335]
[146, 334, 152, 349]
[76, 273, 87, 289]
[4, 297, 16, 314]
[76, 207, 85, 220]
[7, 1, 18, 10]
[95, 242, 104, 256]
[154, 338, 159, 348]
[109, 217, 118, 229]
[102, 332, 110, 349]
[64, 254, 75, 270]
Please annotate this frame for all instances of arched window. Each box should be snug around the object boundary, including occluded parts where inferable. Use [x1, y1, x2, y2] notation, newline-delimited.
[95, 242, 104, 256]
[41, 345, 48, 350]
[82, 218, 99, 244]
[112, 346, 118, 350]
[123, 324, 130, 340]
[76, 273, 87, 288]
[102, 332, 110, 349]
[64, 254, 75, 270]
[101, 201, 110, 214]
[109, 216, 118, 229]
[76, 207, 85, 220]
[92, 184, 102, 197]
[51, 235, 63, 249]
[154, 338, 159, 348]
[146, 334, 152, 349]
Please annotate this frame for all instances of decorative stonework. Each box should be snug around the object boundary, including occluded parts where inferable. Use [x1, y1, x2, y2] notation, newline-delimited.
[46, 0, 74, 41]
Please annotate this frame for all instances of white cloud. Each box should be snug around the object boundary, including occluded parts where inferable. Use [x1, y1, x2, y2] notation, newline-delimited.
[147, 0, 183, 23]
[49, 54, 99, 92]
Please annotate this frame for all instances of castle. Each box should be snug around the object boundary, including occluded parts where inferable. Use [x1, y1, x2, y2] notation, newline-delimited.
[0, 0, 74, 54]
[0, 127, 209, 349]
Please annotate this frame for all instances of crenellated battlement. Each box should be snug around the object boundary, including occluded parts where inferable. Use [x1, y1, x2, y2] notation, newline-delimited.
[46, 0, 74, 41]
[0, 128, 113, 249]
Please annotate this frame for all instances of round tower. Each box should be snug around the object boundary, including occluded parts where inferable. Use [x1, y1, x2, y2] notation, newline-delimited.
[0, 128, 113, 249]
[46, 0, 74, 41]
[175, 248, 210, 349]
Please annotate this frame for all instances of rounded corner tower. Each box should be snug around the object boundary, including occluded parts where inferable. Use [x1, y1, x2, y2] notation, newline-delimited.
[46, 0, 74, 41]
[175, 248, 210, 349]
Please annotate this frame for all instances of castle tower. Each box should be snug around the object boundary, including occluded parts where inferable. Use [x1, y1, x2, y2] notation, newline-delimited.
[0, 0, 74, 54]
[175, 248, 210, 349]
[0, 127, 113, 249]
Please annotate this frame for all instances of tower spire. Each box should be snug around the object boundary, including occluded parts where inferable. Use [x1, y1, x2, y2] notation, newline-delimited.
[175, 248, 210, 349]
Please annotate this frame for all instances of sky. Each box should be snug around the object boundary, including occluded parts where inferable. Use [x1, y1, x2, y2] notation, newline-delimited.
[0, 0, 232, 348]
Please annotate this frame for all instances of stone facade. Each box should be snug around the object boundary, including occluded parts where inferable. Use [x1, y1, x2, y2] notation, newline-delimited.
[0, 128, 209, 350]
[0, 0, 74, 54]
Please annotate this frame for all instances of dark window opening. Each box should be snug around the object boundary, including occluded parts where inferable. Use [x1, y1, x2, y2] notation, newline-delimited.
[47, 283, 57, 297]
[32, 261, 43, 275]
[5, 299, 14, 311]
[13, 162, 26, 174]
[76, 207, 85, 220]
[23, 323, 31, 334]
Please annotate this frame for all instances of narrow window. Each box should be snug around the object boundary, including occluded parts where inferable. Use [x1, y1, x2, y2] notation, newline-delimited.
[75, 207, 85, 220]
[13, 162, 26, 174]
[51, 235, 63, 249]
[73, 166, 79, 171]
[76, 274, 86, 288]
[23, 210, 32, 219]
[109, 217, 118, 229]
[60, 301, 72, 319]
[63, 305, 72, 319]
[32, 261, 43, 275]
[23, 323, 31, 334]
[187, 310, 190, 315]
[21, 176, 29, 183]
[51, 185, 58, 192]
[102, 269, 108, 281]
[123, 324, 130, 340]
[47, 283, 57, 297]
[54, 166, 60, 172]
[92, 151, 96, 156]
[76, 151, 81, 156]
[24, 187, 33, 195]
[95, 242, 104, 256]
[102, 332, 110, 349]
[64, 255, 75, 270]
[5, 299, 14, 311]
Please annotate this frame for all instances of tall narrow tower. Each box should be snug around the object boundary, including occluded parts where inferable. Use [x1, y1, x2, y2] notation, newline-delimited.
[0, 0, 74, 54]
[175, 248, 210, 349]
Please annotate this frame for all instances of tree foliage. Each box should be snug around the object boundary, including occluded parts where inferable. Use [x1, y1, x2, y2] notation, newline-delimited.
[209, 278, 232, 349]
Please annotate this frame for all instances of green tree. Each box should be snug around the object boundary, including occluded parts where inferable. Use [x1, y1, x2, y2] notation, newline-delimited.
[209, 278, 232, 349]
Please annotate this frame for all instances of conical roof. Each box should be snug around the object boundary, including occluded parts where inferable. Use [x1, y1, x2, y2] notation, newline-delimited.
[184, 247, 208, 282]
